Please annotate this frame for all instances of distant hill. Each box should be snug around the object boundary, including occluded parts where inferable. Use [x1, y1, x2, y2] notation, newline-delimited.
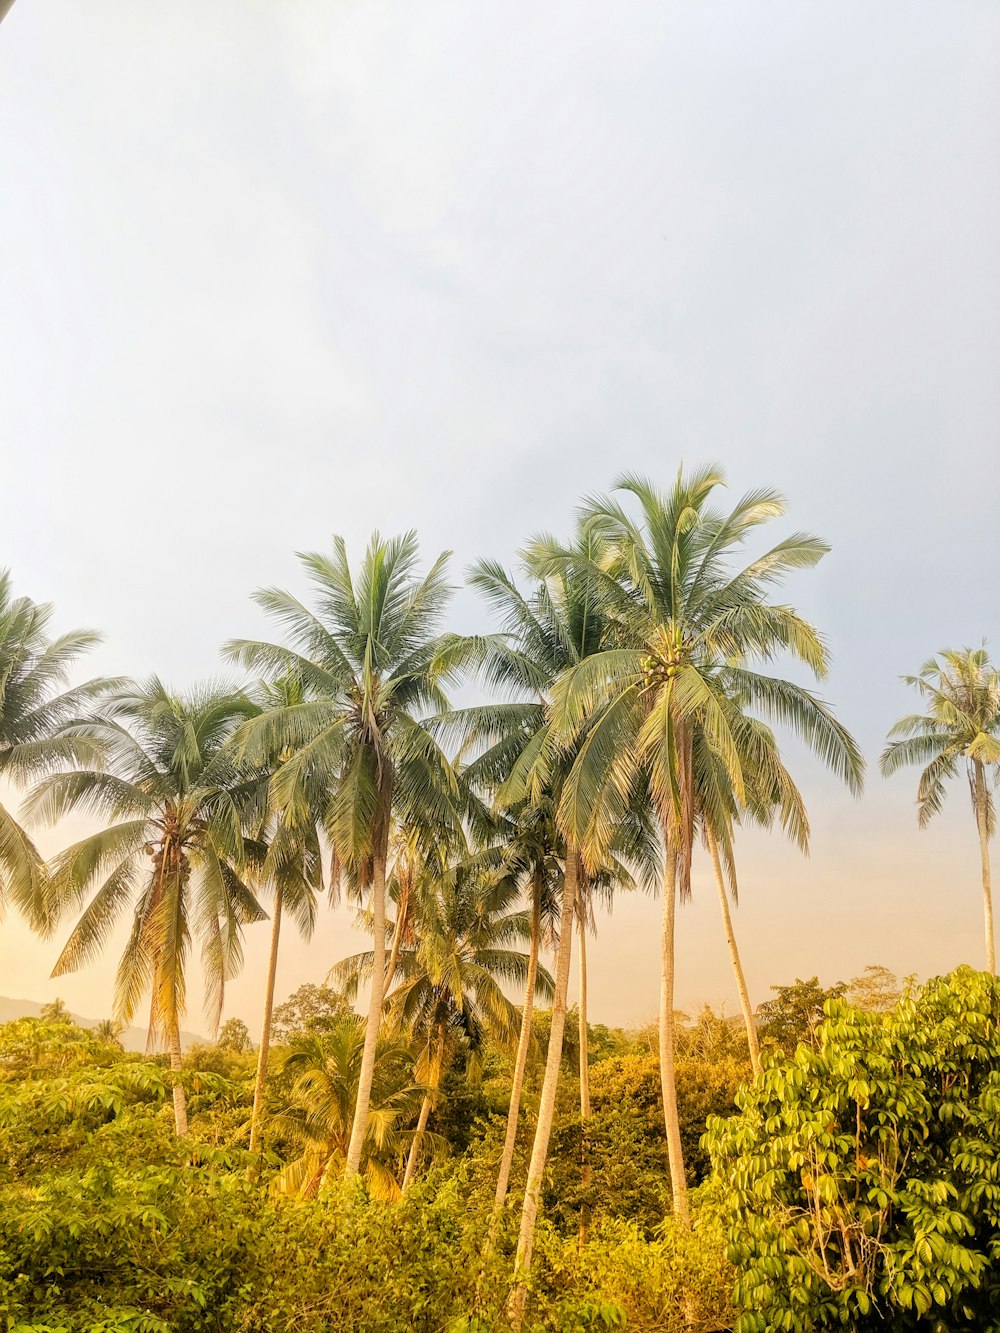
[0, 996, 206, 1052]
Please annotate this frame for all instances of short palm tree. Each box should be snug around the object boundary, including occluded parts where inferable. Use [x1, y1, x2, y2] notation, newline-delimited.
[336, 853, 549, 1189]
[540, 469, 863, 1225]
[273, 1018, 427, 1199]
[0, 571, 110, 929]
[881, 646, 1000, 972]
[31, 679, 267, 1135]
[224, 532, 469, 1177]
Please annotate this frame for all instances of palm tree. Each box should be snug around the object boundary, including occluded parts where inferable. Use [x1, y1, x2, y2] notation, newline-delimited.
[93, 1017, 125, 1048]
[455, 540, 645, 1323]
[31, 679, 268, 1135]
[476, 800, 562, 1217]
[0, 571, 111, 930]
[223, 532, 469, 1178]
[244, 678, 326, 1157]
[694, 712, 811, 1076]
[540, 469, 863, 1225]
[336, 852, 549, 1189]
[881, 646, 1000, 972]
[247, 814, 323, 1153]
[273, 1017, 427, 1199]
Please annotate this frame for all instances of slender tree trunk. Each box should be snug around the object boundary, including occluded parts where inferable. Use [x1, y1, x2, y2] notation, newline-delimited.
[402, 1091, 433, 1190]
[508, 848, 579, 1329]
[403, 1020, 445, 1190]
[659, 845, 689, 1226]
[168, 1010, 188, 1137]
[974, 761, 996, 974]
[384, 880, 409, 991]
[707, 829, 760, 1075]
[577, 908, 591, 1247]
[344, 853, 387, 1179]
[249, 884, 283, 1155]
[144, 997, 157, 1057]
[493, 869, 542, 1213]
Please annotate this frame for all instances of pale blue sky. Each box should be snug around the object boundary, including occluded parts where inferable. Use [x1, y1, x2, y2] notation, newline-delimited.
[1, 1, 999, 1030]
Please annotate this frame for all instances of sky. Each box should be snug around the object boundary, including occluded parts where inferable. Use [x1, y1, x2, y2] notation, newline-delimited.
[1, 1, 999, 1035]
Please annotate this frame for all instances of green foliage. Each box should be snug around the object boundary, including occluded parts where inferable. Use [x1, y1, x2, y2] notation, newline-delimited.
[217, 1018, 252, 1052]
[847, 964, 904, 1014]
[0, 1015, 735, 1330]
[708, 966, 1000, 1331]
[270, 982, 350, 1042]
[756, 975, 847, 1053]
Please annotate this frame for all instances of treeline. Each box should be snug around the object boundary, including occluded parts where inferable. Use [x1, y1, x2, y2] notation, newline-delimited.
[0, 466, 997, 1329]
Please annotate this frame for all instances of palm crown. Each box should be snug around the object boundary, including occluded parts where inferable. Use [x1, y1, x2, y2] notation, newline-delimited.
[224, 532, 467, 872]
[32, 679, 267, 1040]
[0, 571, 111, 927]
[882, 646, 1000, 973]
[274, 1019, 427, 1200]
[881, 647, 1000, 829]
[539, 468, 864, 883]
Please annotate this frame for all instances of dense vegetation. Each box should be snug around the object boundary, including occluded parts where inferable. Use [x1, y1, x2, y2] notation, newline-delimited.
[1, 465, 998, 1329]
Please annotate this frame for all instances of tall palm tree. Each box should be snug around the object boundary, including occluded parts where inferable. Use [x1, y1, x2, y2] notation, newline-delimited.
[31, 680, 267, 1135]
[540, 469, 863, 1225]
[223, 532, 469, 1178]
[456, 541, 647, 1324]
[0, 571, 111, 930]
[881, 646, 1000, 972]
[273, 1017, 427, 1200]
[244, 678, 326, 1157]
[476, 800, 562, 1217]
[694, 713, 810, 1075]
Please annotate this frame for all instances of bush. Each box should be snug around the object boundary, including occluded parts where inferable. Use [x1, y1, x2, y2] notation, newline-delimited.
[707, 966, 1000, 1331]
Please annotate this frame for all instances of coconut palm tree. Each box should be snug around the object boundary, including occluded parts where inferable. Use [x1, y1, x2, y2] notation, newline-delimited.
[454, 540, 649, 1324]
[273, 1017, 427, 1199]
[247, 815, 323, 1152]
[538, 468, 863, 1225]
[335, 852, 550, 1189]
[0, 570, 111, 930]
[243, 678, 326, 1157]
[475, 799, 562, 1217]
[694, 712, 810, 1075]
[30, 679, 268, 1135]
[223, 532, 470, 1178]
[881, 646, 1000, 972]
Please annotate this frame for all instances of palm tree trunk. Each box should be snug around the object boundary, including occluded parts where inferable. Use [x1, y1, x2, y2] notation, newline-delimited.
[707, 829, 760, 1075]
[249, 884, 283, 1155]
[384, 880, 409, 990]
[168, 1011, 188, 1137]
[344, 853, 387, 1179]
[508, 847, 579, 1329]
[659, 845, 689, 1226]
[974, 760, 996, 974]
[493, 868, 542, 1213]
[577, 908, 591, 1247]
[144, 998, 157, 1057]
[402, 1092, 433, 1190]
[403, 1019, 446, 1190]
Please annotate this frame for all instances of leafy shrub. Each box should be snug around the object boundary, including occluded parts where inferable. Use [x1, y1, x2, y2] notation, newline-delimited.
[707, 966, 1000, 1331]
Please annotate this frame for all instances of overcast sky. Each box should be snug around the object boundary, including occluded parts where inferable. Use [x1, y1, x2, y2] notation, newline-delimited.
[2, 1, 999, 1034]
